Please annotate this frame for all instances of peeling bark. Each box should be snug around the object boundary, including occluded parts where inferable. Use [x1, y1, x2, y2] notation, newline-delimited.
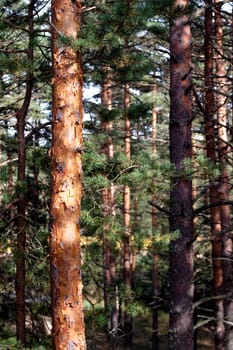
[50, 1, 86, 349]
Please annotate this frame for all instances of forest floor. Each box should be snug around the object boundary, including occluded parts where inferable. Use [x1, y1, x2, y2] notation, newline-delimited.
[87, 312, 215, 350]
[0, 310, 215, 349]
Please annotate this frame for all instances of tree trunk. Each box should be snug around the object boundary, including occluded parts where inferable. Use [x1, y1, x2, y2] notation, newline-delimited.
[203, 2, 225, 348]
[50, 1, 86, 349]
[215, 2, 233, 348]
[15, 0, 35, 345]
[151, 85, 159, 350]
[31, 125, 40, 228]
[169, 1, 194, 349]
[123, 82, 132, 349]
[101, 72, 118, 347]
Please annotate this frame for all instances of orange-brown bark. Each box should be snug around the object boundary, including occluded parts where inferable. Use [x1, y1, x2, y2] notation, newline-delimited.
[50, 1, 86, 349]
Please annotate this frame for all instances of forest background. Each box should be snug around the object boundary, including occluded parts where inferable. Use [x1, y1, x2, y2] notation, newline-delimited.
[0, 0, 233, 349]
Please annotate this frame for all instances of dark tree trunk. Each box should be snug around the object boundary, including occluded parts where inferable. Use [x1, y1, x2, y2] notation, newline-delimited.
[15, 0, 35, 345]
[50, 1, 86, 349]
[169, 1, 194, 349]
[215, 2, 233, 348]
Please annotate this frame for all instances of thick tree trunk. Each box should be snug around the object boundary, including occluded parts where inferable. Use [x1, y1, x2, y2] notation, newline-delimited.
[123, 83, 132, 349]
[215, 2, 233, 348]
[50, 1, 86, 349]
[15, 0, 35, 345]
[169, 1, 194, 349]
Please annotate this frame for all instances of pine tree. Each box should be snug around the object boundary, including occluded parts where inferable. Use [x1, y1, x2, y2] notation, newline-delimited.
[101, 68, 118, 346]
[50, 1, 86, 348]
[151, 84, 159, 350]
[122, 82, 133, 350]
[203, 1, 225, 347]
[169, 1, 194, 349]
[215, 1, 233, 348]
[16, 0, 35, 344]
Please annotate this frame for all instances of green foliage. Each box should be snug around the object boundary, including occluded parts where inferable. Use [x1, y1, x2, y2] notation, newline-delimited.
[0, 0, 231, 348]
[128, 102, 152, 121]
[195, 154, 220, 181]
[85, 306, 107, 329]
[152, 228, 180, 252]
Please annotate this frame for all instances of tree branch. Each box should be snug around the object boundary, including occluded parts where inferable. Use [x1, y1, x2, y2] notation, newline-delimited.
[194, 200, 233, 216]
[148, 200, 170, 215]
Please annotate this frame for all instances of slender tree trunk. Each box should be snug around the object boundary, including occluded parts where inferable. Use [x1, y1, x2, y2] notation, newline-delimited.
[203, 2, 225, 348]
[101, 72, 118, 347]
[50, 1, 86, 349]
[32, 126, 39, 228]
[169, 1, 194, 349]
[215, 2, 233, 348]
[5, 121, 14, 222]
[108, 181, 118, 345]
[151, 85, 159, 350]
[15, 1, 35, 345]
[123, 83, 132, 349]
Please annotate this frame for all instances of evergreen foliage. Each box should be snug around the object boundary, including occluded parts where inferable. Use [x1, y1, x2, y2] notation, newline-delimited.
[0, 0, 232, 349]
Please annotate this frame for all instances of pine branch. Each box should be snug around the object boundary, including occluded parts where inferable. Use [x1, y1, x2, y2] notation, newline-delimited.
[194, 317, 215, 330]
[194, 294, 226, 309]
[194, 200, 233, 216]
[25, 122, 51, 143]
[148, 200, 170, 215]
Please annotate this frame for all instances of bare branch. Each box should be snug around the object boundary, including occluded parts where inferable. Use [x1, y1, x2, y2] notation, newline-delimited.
[194, 200, 233, 216]
[148, 200, 170, 215]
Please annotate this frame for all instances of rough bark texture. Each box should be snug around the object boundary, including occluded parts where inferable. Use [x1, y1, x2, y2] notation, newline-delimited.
[169, 1, 194, 349]
[204, 2, 225, 348]
[50, 1, 86, 349]
[16, 0, 35, 345]
[215, 2, 233, 348]
[123, 83, 132, 349]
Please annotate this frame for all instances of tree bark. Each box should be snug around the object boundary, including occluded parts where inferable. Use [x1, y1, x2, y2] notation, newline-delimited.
[101, 71, 118, 347]
[50, 1, 86, 349]
[15, 0, 35, 345]
[203, 2, 225, 348]
[123, 83, 132, 349]
[151, 85, 159, 350]
[215, 2, 233, 348]
[169, 1, 194, 349]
